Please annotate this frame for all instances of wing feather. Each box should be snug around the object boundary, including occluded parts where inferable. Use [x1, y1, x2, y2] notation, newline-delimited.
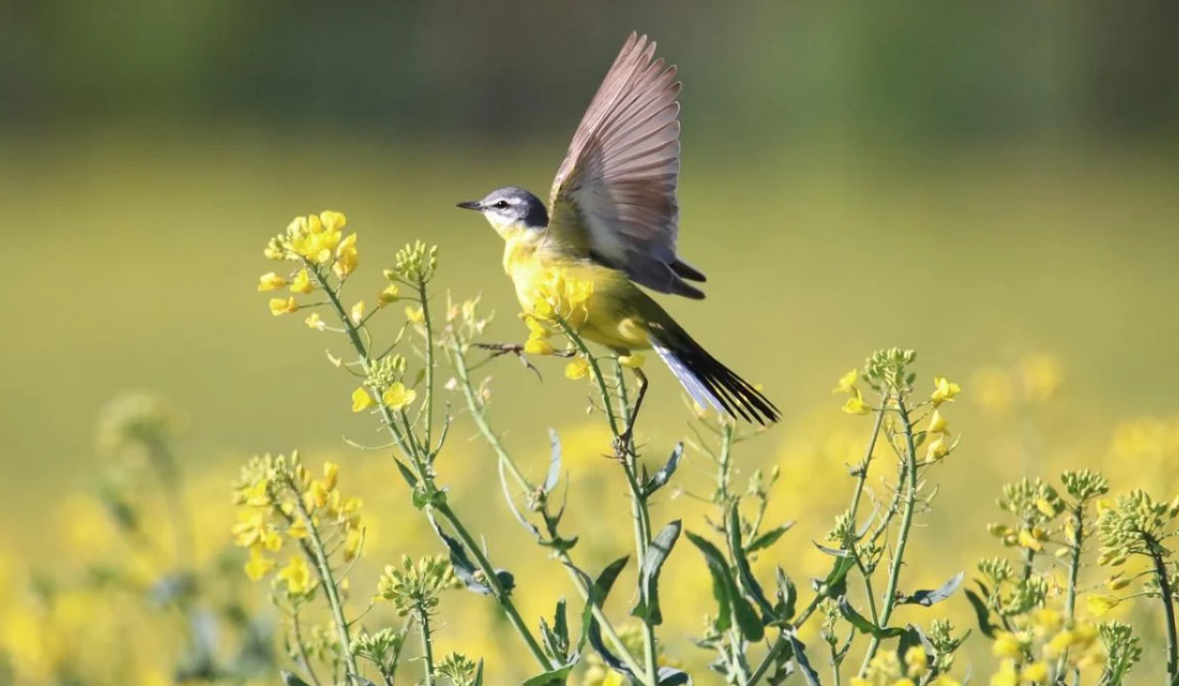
[546, 33, 705, 299]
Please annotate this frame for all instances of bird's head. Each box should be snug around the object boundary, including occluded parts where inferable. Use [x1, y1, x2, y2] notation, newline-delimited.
[456, 187, 548, 239]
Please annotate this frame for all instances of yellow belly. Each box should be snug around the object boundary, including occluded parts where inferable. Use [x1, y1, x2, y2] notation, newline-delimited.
[505, 246, 653, 352]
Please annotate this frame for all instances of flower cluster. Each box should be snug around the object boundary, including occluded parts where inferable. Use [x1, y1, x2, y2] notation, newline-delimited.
[230, 452, 364, 596]
[851, 648, 961, 686]
[259, 211, 358, 318]
[351, 353, 419, 414]
[376, 555, 457, 617]
[987, 608, 1104, 685]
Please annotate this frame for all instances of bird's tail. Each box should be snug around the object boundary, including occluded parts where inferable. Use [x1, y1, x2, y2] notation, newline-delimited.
[650, 324, 780, 425]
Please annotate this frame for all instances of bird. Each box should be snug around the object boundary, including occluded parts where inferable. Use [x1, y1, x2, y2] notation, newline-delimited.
[457, 32, 779, 426]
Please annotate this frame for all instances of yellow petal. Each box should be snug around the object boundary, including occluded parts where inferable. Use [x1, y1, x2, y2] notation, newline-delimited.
[351, 301, 366, 324]
[405, 306, 425, 325]
[378, 284, 401, 306]
[269, 297, 298, 316]
[258, 272, 287, 291]
[841, 392, 870, 415]
[1017, 529, 1043, 551]
[833, 368, 858, 394]
[290, 269, 313, 294]
[565, 358, 589, 380]
[319, 210, 347, 232]
[931, 376, 961, 405]
[619, 353, 645, 369]
[304, 313, 325, 331]
[524, 339, 555, 356]
[244, 550, 275, 581]
[1086, 594, 1120, 617]
[351, 387, 373, 413]
[382, 382, 417, 410]
[928, 409, 948, 434]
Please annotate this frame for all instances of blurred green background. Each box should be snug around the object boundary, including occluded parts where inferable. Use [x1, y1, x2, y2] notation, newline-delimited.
[2, 1, 1179, 682]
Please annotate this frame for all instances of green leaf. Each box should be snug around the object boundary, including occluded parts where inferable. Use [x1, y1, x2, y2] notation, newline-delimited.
[540, 599, 570, 662]
[473, 659, 484, 686]
[644, 443, 684, 497]
[631, 520, 681, 625]
[499, 457, 540, 538]
[897, 626, 935, 670]
[544, 428, 562, 494]
[816, 554, 857, 599]
[897, 571, 965, 607]
[281, 671, 313, 686]
[788, 634, 823, 686]
[745, 521, 796, 555]
[837, 596, 905, 639]
[964, 586, 996, 638]
[393, 459, 418, 489]
[774, 567, 797, 621]
[686, 530, 764, 641]
[522, 663, 575, 686]
[727, 504, 775, 621]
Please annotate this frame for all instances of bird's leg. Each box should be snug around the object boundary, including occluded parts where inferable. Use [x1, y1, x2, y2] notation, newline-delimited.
[474, 342, 574, 379]
[614, 367, 649, 459]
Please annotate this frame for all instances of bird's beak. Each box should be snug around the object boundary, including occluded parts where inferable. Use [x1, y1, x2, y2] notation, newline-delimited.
[456, 200, 482, 211]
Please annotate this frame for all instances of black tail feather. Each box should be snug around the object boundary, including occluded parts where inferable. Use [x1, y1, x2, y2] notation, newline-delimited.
[652, 325, 780, 425]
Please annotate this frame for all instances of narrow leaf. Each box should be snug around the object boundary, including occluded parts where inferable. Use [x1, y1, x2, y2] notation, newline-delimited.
[775, 567, 798, 621]
[686, 531, 764, 641]
[727, 504, 775, 621]
[897, 571, 965, 607]
[645, 443, 684, 496]
[544, 428, 562, 494]
[837, 596, 905, 639]
[499, 457, 540, 538]
[473, 659, 484, 686]
[522, 663, 575, 686]
[393, 459, 418, 488]
[964, 587, 996, 638]
[788, 634, 823, 686]
[745, 522, 796, 555]
[631, 520, 682, 625]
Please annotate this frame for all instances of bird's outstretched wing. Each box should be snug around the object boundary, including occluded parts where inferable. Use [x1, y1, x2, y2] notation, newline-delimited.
[546, 33, 706, 299]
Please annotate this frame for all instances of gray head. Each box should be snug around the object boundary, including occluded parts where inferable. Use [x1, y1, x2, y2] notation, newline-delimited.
[456, 186, 549, 233]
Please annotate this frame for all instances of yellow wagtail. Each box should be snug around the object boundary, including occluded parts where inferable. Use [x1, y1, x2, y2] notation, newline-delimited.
[458, 33, 779, 426]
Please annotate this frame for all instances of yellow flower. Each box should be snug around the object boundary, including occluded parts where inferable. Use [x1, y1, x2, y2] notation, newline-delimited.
[850, 678, 870, 686]
[277, 556, 313, 595]
[842, 390, 870, 415]
[232, 512, 283, 551]
[931, 376, 961, 405]
[991, 632, 1023, 659]
[350, 300, 366, 324]
[619, 353, 645, 369]
[833, 369, 858, 394]
[334, 233, 358, 278]
[286, 518, 309, 540]
[1031, 608, 1062, 635]
[524, 338, 556, 356]
[378, 284, 401, 306]
[930, 678, 962, 686]
[903, 646, 928, 677]
[351, 387, 374, 413]
[319, 210, 347, 232]
[1020, 353, 1062, 403]
[990, 659, 1019, 686]
[242, 479, 271, 507]
[1017, 529, 1043, 551]
[928, 409, 949, 434]
[269, 297, 299, 316]
[290, 269, 313, 294]
[304, 313, 326, 331]
[1086, 594, 1120, 617]
[1035, 498, 1055, 517]
[289, 214, 342, 264]
[382, 382, 417, 410]
[925, 435, 950, 462]
[405, 306, 425, 325]
[1022, 662, 1048, 684]
[322, 462, 339, 491]
[244, 548, 274, 581]
[258, 272, 287, 291]
[565, 358, 590, 380]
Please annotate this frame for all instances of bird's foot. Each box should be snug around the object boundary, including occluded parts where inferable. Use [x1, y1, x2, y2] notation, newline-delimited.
[612, 429, 637, 460]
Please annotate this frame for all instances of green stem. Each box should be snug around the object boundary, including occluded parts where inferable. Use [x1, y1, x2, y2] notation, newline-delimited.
[418, 610, 436, 686]
[1055, 506, 1084, 677]
[416, 281, 436, 451]
[1148, 540, 1178, 682]
[746, 596, 825, 685]
[309, 264, 550, 672]
[291, 488, 361, 683]
[450, 340, 647, 678]
[859, 394, 921, 674]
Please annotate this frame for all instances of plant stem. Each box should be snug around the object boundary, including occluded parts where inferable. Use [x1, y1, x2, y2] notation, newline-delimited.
[1148, 540, 1178, 682]
[310, 264, 550, 671]
[291, 490, 361, 683]
[292, 612, 325, 686]
[417, 610, 436, 686]
[858, 393, 921, 675]
[1055, 506, 1085, 677]
[746, 597, 825, 685]
[416, 281, 436, 451]
[450, 341, 648, 678]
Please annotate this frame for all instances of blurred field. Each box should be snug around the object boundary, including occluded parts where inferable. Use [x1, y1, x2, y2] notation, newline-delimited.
[1, 127, 1179, 681]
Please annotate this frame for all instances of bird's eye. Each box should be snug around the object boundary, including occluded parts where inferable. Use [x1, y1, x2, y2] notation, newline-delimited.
[493, 200, 509, 209]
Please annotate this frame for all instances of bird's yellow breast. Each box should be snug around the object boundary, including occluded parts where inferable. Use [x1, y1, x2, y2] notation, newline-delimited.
[502, 232, 654, 352]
